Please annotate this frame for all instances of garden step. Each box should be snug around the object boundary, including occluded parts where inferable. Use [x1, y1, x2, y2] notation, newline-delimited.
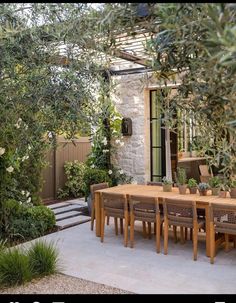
[48, 202, 72, 209]
[56, 215, 90, 230]
[55, 211, 82, 221]
[53, 204, 85, 215]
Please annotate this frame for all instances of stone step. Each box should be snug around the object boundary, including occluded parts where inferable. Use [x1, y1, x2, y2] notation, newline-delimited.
[56, 215, 91, 230]
[48, 202, 71, 209]
[53, 204, 85, 215]
[55, 211, 82, 221]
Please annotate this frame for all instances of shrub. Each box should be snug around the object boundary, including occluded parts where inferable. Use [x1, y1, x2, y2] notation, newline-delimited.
[230, 179, 236, 188]
[0, 248, 31, 286]
[7, 205, 56, 241]
[57, 161, 87, 199]
[83, 168, 111, 199]
[27, 240, 59, 277]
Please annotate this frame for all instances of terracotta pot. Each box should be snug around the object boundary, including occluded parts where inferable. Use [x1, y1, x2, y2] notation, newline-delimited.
[211, 187, 220, 196]
[230, 188, 236, 198]
[179, 184, 187, 195]
[199, 190, 208, 196]
[189, 187, 197, 194]
[219, 191, 227, 198]
[163, 184, 172, 192]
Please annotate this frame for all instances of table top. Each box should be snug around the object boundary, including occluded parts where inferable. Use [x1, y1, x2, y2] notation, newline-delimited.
[96, 184, 236, 205]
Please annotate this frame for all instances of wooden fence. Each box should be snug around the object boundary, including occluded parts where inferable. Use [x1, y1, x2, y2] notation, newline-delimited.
[40, 137, 91, 202]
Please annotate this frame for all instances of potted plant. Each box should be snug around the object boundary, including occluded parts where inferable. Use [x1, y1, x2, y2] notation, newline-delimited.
[230, 179, 236, 198]
[162, 176, 172, 192]
[209, 176, 221, 196]
[188, 178, 197, 194]
[198, 183, 210, 196]
[177, 167, 187, 194]
[218, 182, 229, 198]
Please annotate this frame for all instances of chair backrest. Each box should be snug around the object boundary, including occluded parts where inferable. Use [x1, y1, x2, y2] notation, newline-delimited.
[90, 182, 109, 201]
[147, 181, 162, 186]
[129, 195, 160, 222]
[101, 192, 128, 217]
[163, 198, 197, 225]
[199, 165, 212, 177]
[210, 203, 236, 234]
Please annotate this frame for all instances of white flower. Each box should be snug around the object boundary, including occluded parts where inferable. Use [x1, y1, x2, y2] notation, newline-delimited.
[115, 139, 121, 144]
[28, 145, 32, 150]
[108, 170, 112, 175]
[102, 137, 108, 146]
[15, 123, 20, 129]
[0, 147, 5, 156]
[18, 118, 22, 123]
[120, 142, 124, 147]
[24, 124, 28, 130]
[26, 191, 30, 197]
[15, 118, 22, 129]
[119, 169, 124, 174]
[91, 142, 94, 147]
[27, 197, 31, 203]
[6, 166, 14, 173]
[91, 164, 95, 168]
[48, 131, 53, 138]
[22, 155, 29, 162]
[19, 201, 23, 205]
[21, 190, 25, 195]
[102, 149, 109, 153]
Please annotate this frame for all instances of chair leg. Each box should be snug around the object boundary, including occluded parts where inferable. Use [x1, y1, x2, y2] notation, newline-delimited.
[148, 222, 152, 239]
[124, 211, 128, 247]
[185, 227, 188, 240]
[193, 225, 198, 261]
[173, 226, 178, 243]
[106, 216, 110, 225]
[234, 236, 236, 249]
[154, 223, 156, 235]
[180, 227, 185, 244]
[190, 228, 193, 241]
[91, 204, 95, 231]
[160, 223, 163, 236]
[120, 218, 123, 235]
[164, 220, 168, 255]
[101, 208, 105, 243]
[130, 215, 135, 248]
[156, 217, 161, 253]
[142, 221, 147, 238]
[114, 218, 118, 235]
[225, 233, 230, 252]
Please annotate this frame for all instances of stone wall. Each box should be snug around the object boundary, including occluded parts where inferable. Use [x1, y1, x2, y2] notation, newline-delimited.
[111, 72, 179, 184]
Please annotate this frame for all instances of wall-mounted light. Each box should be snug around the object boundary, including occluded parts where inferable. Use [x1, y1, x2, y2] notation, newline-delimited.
[121, 118, 132, 136]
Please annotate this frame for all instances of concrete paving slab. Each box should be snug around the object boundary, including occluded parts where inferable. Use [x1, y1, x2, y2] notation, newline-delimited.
[19, 221, 236, 294]
[55, 211, 82, 221]
[48, 202, 71, 209]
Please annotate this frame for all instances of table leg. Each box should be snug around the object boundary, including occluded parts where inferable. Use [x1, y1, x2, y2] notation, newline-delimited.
[95, 192, 101, 237]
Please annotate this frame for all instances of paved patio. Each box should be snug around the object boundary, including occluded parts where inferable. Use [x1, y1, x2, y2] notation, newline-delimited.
[22, 221, 236, 294]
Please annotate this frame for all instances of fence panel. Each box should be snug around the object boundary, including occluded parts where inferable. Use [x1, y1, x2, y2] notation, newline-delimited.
[40, 137, 91, 201]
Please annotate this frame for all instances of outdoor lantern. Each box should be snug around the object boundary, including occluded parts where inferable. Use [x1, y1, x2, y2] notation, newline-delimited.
[121, 118, 132, 136]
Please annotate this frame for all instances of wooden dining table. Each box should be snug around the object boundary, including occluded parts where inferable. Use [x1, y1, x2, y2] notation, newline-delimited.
[94, 184, 236, 257]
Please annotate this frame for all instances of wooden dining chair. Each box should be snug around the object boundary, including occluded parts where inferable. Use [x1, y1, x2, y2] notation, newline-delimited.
[100, 192, 129, 247]
[129, 195, 164, 253]
[163, 198, 205, 260]
[209, 203, 236, 264]
[90, 183, 109, 231]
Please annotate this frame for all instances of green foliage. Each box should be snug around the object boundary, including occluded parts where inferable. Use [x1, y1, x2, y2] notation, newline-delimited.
[57, 161, 86, 199]
[188, 178, 197, 188]
[0, 248, 31, 286]
[1, 200, 56, 241]
[162, 176, 172, 185]
[198, 183, 210, 191]
[230, 179, 236, 188]
[83, 167, 111, 199]
[209, 176, 221, 188]
[27, 240, 59, 277]
[177, 167, 187, 185]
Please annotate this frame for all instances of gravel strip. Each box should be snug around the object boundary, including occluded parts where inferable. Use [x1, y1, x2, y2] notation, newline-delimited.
[0, 273, 133, 294]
